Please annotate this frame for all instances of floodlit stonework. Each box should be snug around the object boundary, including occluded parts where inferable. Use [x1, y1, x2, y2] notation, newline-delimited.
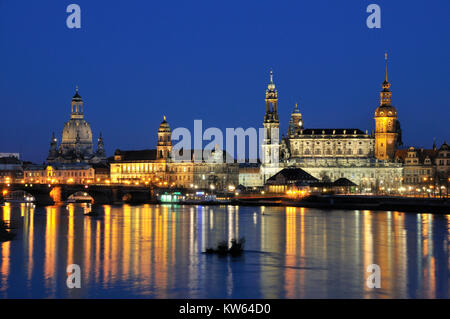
[110, 117, 239, 190]
[255, 56, 404, 191]
[47, 87, 106, 164]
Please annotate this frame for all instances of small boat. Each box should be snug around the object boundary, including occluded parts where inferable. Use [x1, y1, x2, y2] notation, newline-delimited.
[4, 190, 35, 204]
[66, 192, 93, 204]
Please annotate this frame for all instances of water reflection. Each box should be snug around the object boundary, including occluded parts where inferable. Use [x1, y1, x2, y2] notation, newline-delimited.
[0, 204, 449, 298]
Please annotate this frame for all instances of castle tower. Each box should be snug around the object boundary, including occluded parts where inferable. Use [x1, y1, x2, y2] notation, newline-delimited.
[262, 70, 280, 166]
[157, 116, 172, 160]
[374, 53, 399, 161]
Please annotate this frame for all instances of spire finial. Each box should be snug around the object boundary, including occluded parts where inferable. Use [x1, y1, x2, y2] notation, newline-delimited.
[163, 115, 166, 121]
[384, 52, 388, 82]
[76, 85, 79, 93]
[270, 70, 273, 83]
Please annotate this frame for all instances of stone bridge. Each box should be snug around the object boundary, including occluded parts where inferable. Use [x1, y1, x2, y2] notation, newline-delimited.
[1, 183, 155, 205]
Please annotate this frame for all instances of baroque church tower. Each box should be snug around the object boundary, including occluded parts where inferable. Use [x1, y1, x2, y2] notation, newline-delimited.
[374, 53, 400, 161]
[260, 70, 283, 183]
[157, 116, 172, 160]
[262, 70, 280, 165]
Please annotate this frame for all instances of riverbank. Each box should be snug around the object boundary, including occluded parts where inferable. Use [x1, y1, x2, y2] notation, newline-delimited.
[232, 195, 450, 214]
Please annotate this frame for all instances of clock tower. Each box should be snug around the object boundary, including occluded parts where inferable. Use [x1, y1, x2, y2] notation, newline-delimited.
[374, 53, 399, 161]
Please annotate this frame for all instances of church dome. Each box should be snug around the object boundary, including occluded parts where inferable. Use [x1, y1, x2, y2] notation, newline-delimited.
[375, 105, 397, 117]
[72, 91, 82, 102]
[59, 87, 94, 157]
[158, 116, 171, 133]
[61, 118, 93, 144]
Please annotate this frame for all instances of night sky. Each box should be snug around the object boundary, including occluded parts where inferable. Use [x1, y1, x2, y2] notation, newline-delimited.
[1, 0, 449, 163]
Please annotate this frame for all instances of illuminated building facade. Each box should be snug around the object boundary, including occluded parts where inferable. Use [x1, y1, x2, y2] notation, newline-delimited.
[0, 155, 23, 183]
[238, 164, 263, 188]
[47, 87, 106, 164]
[110, 117, 239, 190]
[110, 149, 168, 185]
[23, 163, 96, 184]
[256, 57, 404, 191]
[395, 142, 450, 191]
[435, 142, 450, 177]
[395, 146, 436, 185]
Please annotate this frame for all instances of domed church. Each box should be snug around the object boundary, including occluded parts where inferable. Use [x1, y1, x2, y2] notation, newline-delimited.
[47, 87, 106, 164]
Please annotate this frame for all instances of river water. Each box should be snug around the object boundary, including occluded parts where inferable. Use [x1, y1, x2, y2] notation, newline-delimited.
[0, 203, 449, 298]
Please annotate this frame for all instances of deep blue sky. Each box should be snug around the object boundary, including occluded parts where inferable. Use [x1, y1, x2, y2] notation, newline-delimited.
[1, 0, 449, 162]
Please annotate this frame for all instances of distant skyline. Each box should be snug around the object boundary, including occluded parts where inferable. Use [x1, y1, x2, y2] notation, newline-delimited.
[1, 0, 449, 162]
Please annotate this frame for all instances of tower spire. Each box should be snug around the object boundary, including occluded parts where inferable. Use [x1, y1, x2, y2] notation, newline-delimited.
[380, 52, 392, 105]
[384, 52, 388, 83]
[264, 69, 278, 123]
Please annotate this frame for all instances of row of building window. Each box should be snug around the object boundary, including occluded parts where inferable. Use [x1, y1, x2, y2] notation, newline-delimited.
[296, 149, 365, 155]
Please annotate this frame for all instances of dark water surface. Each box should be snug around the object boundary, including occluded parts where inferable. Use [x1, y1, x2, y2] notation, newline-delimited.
[0, 203, 449, 298]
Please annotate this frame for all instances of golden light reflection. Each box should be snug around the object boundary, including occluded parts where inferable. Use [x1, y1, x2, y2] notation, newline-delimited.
[0, 201, 11, 290]
[0, 204, 448, 298]
[0, 241, 10, 292]
[44, 206, 58, 293]
[67, 204, 75, 267]
[103, 205, 111, 286]
[83, 210, 92, 283]
[285, 207, 297, 298]
[25, 205, 34, 283]
[421, 213, 436, 298]
[363, 210, 374, 297]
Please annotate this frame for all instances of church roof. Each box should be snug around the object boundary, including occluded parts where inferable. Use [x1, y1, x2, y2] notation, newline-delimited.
[0, 156, 21, 165]
[375, 104, 397, 117]
[72, 88, 82, 101]
[439, 142, 449, 151]
[266, 168, 318, 185]
[394, 148, 437, 164]
[114, 149, 157, 161]
[333, 178, 357, 187]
